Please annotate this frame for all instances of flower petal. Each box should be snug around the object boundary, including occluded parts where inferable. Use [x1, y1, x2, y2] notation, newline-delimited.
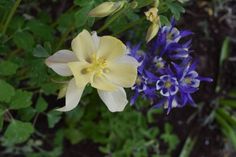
[71, 30, 95, 61]
[68, 61, 92, 88]
[45, 50, 77, 76]
[92, 31, 100, 49]
[97, 36, 126, 60]
[91, 74, 118, 91]
[112, 55, 140, 67]
[57, 79, 85, 112]
[104, 59, 138, 87]
[97, 87, 128, 112]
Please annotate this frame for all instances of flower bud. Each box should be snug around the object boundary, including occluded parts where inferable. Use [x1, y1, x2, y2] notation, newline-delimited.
[145, 7, 158, 23]
[57, 85, 67, 99]
[89, 1, 125, 18]
[146, 22, 160, 42]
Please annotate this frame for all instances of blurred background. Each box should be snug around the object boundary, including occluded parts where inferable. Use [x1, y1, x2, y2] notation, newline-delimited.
[0, 0, 236, 157]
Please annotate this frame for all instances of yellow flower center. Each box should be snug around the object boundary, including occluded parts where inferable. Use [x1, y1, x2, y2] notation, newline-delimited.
[167, 33, 174, 40]
[82, 54, 109, 76]
[156, 62, 164, 69]
[184, 78, 192, 84]
[164, 81, 172, 88]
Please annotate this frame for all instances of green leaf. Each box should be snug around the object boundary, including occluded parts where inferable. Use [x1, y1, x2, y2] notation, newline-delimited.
[0, 61, 18, 76]
[219, 99, 236, 108]
[166, 1, 185, 20]
[41, 83, 60, 95]
[35, 96, 48, 112]
[0, 79, 15, 103]
[75, 6, 93, 28]
[136, 0, 153, 8]
[47, 111, 62, 128]
[179, 136, 197, 157]
[220, 37, 230, 67]
[4, 120, 34, 145]
[160, 123, 180, 152]
[33, 44, 49, 58]
[13, 31, 35, 51]
[27, 20, 54, 42]
[64, 128, 85, 144]
[216, 108, 236, 127]
[65, 105, 85, 127]
[18, 107, 36, 121]
[10, 90, 33, 109]
[57, 12, 75, 30]
[9, 16, 25, 31]
[0, 108, 4, 130]
[147, 109, 163, 123]
[160, 15, 170, 26]
[215, 112, 236, 149]
[108, 15, 128, 34]
[28, 59, 48, 86]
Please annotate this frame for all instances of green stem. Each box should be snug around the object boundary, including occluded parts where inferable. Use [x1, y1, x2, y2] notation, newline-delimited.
[0, 12, 8, 29]
[2, 0, 22, 35]
[179, 136, 197, 157]
[5, 109, 15, 122]
[97, 5, 129, 33]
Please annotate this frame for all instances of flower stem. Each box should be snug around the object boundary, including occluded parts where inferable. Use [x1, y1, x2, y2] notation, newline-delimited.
[2, 0, 22, 35]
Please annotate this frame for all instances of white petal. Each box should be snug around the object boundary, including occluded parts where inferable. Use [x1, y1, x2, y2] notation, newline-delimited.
[164, 99, 178, 109]
[97, 87, 128, 112]
[103, 55, 139, 88]
[112, 55, 140, 67]
[97, 36, 126, 60]
[104, 61, 138, 88]
[57, 79, 85, 112]
[45, 50, 77, 76]
[91, 31, 100, 49]
[71, 30, 96, 62]
[91, 74, 118, 91]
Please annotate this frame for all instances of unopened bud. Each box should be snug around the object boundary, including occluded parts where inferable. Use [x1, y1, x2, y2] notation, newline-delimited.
[146, 23, 160, 43]
[145, 7, 158, 23]
[88, 1, 125, 18]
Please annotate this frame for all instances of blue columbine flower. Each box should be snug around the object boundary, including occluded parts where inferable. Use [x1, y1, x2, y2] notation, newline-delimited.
[156, 75, 179, 97]
[177, 61, 213, 106]
[128, 18, 212, 113]
[150, 19, 192, 62]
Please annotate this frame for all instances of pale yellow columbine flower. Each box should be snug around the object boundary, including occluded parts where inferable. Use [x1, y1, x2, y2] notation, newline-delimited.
[89, 1, 125, 17]
[144, 7, 160, 42]
[45, 30, 139, 112]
